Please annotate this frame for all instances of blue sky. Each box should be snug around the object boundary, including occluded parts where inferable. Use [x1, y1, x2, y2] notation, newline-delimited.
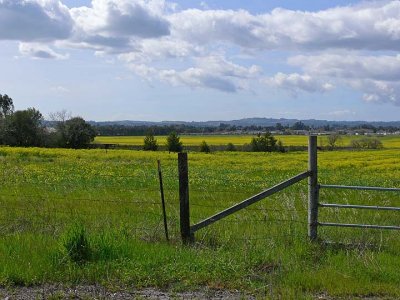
[1, 0, 400, 122]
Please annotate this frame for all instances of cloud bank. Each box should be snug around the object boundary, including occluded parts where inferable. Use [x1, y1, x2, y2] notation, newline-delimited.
[1, 0, 400, 104]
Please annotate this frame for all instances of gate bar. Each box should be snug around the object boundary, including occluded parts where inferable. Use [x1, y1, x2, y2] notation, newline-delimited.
[319, 203, 400, 211]
[190, 170, 310, 233]
[319, 222, 400, 230]
[319, 184, 400, 192]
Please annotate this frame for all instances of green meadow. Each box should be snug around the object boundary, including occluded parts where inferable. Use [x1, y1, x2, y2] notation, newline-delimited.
[0, 144, 399, 298]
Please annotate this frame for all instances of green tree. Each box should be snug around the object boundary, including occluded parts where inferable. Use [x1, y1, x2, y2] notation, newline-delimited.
[166, 131, 183, 153]
[143, 131, 158, 151]
[62, 117, 96, 149]
[3, 108, 45, 147]
[47, 110, 72, 147]
[275, 123, 284, 131]
[0, 94, 15, 144]
[291, 121, 309, 131]
[0, 94, 14, 117]
[250, 132, 277, 152]
[199, 140, 210, 153]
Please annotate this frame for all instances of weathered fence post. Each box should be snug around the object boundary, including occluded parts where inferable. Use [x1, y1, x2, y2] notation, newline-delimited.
[178, 153, 193, 244]
[308, 135, 319, 241]
[157, 160, 169, 242]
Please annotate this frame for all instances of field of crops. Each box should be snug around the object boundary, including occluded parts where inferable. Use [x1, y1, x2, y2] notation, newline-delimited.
[0, 144, 400, 298]
[95, 134, 400, 148]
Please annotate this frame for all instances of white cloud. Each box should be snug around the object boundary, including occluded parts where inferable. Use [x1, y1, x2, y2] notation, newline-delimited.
[118, 38, 203, 63]
[169, 1, 400, 51]
[360, 80, 400, 105]
[287, 53, 400, 105]
[289, 54, 400, 81]
[19, 42, 69, 59]
[265, 72, 334, 95]
[70, 0, 170, 39]
[50, 85, 70, 93]
[130, 55, 261, 92]
[326, 110, 355, 117]
[0, 0, 73, 41]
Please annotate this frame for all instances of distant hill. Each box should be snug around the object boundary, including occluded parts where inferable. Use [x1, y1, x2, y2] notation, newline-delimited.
[89, 118, 400, 128]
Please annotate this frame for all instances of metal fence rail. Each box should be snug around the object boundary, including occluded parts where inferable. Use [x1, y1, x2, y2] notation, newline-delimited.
[320, 184, 400, 192]
[190, 170, 310, 234]
[317, 166, 399, 237]
[319, 203, 400, 211]
[319, 222, 400, 230]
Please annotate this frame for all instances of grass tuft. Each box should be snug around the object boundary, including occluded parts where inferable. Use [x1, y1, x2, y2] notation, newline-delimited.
[61, 222, 92, 264]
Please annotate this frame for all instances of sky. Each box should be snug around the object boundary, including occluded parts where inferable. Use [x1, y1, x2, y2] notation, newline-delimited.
[1, 0, 400, 122]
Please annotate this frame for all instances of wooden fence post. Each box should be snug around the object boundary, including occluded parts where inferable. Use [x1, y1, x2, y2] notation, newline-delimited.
[178, 153, 193, 244]
[308, 135, 319, 241]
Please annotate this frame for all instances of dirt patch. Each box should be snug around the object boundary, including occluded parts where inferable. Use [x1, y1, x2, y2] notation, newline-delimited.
[0, 285, 255, 299]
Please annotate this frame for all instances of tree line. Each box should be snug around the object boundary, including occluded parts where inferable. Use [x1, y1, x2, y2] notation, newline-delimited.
[0, 94, 96, 148]
[95, 121, 400, 136]
[143, 131, 285, 153]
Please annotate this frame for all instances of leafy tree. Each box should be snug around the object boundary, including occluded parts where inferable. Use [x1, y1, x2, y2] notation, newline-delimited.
[250, 132, 277, 152]
[199, 140, 210, 153]
[0, 94, 15, 144]
[327, 133, 341, 150]
[291, 121, 309, 131]
[3, 108, 45, 147]
[166, 131, 183, 153]
[143, 131, 158, 151]
[0, 94, 14, 118]
[62, 117, 96, 149]
[47, 110, 72, 147]
[275, 123, 284, 131]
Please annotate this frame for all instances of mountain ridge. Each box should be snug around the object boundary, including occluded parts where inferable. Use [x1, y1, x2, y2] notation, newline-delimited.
[89, 117, 400, 128]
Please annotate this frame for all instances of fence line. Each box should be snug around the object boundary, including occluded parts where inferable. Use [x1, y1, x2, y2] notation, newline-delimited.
[178, 135, 400, 244]
[2, 140, 399, 245]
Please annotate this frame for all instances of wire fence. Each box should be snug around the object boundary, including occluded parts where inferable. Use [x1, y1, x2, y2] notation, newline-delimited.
[1, 154, 399, 249]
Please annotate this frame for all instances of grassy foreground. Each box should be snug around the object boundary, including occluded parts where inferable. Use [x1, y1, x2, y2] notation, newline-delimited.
[0, 145, 400, 298]
[95, 134, 400, 148]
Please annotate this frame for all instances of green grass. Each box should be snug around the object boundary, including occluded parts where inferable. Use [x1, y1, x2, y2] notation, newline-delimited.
[94, 134, 400, 148]
[0, 145, 400, 298]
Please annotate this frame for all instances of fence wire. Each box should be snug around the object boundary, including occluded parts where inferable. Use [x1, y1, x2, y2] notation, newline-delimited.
[1, 154, 399, 248]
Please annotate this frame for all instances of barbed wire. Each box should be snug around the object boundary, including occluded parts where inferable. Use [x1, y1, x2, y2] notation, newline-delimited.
[0, 206, 164, 217]
[0, 194, 165, 205]
[189, 203, 307, 212]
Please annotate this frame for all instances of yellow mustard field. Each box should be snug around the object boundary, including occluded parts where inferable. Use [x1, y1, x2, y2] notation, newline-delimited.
[0, 145, 399, 296]
[94, 134, 400, 148]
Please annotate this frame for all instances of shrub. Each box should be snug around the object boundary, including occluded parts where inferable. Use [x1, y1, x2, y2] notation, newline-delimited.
[166, 131, 183, 152]
[200, 140, 210, 153]
[250, 132, 277, 152]
[277, 140, 286, 152]
[350, 138, 383, 149]
[143, 131, 158, 151]
[226, 143, 236, 151]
